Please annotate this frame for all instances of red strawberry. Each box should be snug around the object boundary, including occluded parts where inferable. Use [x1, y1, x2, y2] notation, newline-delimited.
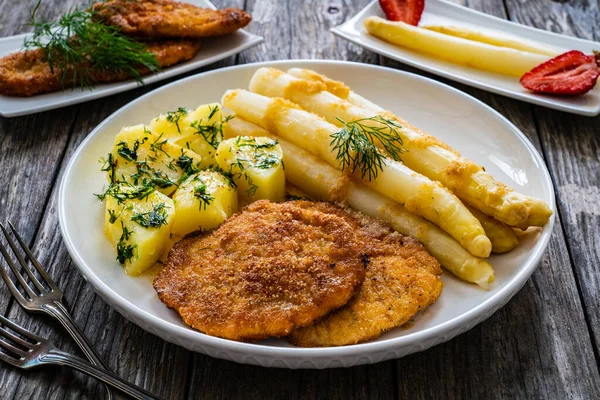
[379, 0, 424, 26]
[520, 50, 600, 96]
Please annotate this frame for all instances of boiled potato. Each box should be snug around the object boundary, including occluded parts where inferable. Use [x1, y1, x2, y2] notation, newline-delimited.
[215, 136, 285, 205]
[108, 124, 202, 196]
[171, 169, 238, 236]
[104, 187, 175, 275]
[149, 103, 226, 167]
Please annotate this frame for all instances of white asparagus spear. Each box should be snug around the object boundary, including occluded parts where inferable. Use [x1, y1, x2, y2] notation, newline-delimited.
[419, 24, 562, 57]
[286, 68, 383, 114]
[248, 67, 553, 229]
[222, 89, 491, 258]
[363, 16, 548, 77]
[224, 116, 495, 287]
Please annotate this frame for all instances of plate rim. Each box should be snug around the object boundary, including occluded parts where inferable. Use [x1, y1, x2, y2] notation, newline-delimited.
[58, 59, 556, 363]
[331, 0, 600, 117]
[0, 0, 263, 118]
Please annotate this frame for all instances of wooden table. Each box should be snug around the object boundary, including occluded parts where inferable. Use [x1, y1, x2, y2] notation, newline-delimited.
[0, 0, 599, 398]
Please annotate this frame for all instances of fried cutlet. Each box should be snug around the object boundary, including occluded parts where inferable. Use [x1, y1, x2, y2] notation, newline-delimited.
[93, 0, 251, 38]
[289, 205, 443, 347]
[153, 200, 367, 342]
[0, 40, 200, 97]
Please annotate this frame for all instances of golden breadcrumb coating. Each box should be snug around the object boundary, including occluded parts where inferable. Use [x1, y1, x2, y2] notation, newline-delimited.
[154, 200, 367, 342]
[93, 0, 251, 38]
[0, 40, 200, 97]
[289, 204, 443, 347]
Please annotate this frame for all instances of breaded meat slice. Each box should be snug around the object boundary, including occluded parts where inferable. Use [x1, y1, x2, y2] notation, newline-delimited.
[0, 40, 200, 97]
[93, 0, 251, 38]
[289, 205, 443, 347]
[154, 200, 367, 342]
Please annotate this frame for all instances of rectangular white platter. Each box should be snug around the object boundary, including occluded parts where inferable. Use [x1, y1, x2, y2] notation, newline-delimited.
[0, 0, 263, 117]
[331, 0, 600, 116]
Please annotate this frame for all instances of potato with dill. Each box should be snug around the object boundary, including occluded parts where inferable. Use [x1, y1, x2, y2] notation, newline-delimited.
[171, 170, 238, 236]
[215, 136, 285, 205]
[104, 185, 175, 275]
[149, 103, 230, 168]
[104, 124, 202, 197]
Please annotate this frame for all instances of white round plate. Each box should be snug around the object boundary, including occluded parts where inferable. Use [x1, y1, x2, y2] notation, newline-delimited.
[59, 60, 555, 369]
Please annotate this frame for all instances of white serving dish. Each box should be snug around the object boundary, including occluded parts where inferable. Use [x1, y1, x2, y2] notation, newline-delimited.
[0, 0, 262, 117]
[59, 60, 555, 368]
[331, 0, 600, 116]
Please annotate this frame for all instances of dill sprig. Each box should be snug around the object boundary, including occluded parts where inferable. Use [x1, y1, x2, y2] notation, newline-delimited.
[330, 115, 404, 181]
[23, 0, 160, 89]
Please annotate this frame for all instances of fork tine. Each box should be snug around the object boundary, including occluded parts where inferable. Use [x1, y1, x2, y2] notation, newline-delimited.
[0, 224, 47, 293]
[0, 348, 19, 365]
[7, 222, 58, 292]
[0, 262, 28, 304]
[0, 314, 42, 342]
[0, 336, 27, 357]
[0, 241, 36, 298]
[0, 325, 33, 348]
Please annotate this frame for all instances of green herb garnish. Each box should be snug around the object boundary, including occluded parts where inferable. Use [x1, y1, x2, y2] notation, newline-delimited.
[330, 116, 404, 181]
[24, 0, 160, 90]
[131, 203, 169, 228]
[116, 223, 136, 265]
[193, 182, 214, 210]
[191, 110, 233, 149]
[166, 107, 188, 133]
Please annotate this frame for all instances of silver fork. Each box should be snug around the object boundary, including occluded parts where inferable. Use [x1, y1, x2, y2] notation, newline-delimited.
[0, 313, 163, 400]
[0, 222, 115, 398]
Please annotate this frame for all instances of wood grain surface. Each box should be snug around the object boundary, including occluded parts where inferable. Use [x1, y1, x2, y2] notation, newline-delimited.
[0, 0, 598, 399]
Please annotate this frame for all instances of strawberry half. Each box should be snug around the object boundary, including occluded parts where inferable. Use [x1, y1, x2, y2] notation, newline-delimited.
[379, 0, 424, 26]
[520, 50, 600, 96]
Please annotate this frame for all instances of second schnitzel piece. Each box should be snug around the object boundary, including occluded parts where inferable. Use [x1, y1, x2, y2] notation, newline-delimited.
[289, 205, 443, 347]
[154, 200, 367, 341]
[0, 40, 200, 97]
[93, 0, 252, 38]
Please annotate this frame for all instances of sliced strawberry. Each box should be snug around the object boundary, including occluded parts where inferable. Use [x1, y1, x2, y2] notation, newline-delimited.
[379, 0, 424, 26]
[520, 50, 600, 96]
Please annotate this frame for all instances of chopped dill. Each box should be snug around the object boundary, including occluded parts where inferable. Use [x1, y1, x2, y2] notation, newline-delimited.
[330, 115, 404, 181]
[149, 133, 170, 158]
[95, 183, 155, 203]
[116, 138, 145, 162]
[107, 208, 122, 224]
[191, 112, 232, 150]
[166, 107, 188, 134]
[193, 181, 214, 210]
[116, 223, 136, 265]
[23, 0, 160, 90]
[244, 174, 258, 197]
[99, 153, 117, 184]
[131, 203, 169, 228]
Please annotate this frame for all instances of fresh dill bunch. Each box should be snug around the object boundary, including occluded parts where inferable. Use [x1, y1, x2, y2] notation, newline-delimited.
[23, 0, 160, 89]
[330, 115, 404, 181]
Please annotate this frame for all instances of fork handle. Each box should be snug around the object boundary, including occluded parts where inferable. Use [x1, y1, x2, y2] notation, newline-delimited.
[42, 301, 115, 400]
[41, 349, 164, 400]
[42, 301, 111, 370]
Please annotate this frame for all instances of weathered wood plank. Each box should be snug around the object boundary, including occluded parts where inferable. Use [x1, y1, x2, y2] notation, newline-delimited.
[374, 0, 600, 397]
[504, 0, 600, 374]
[0, 0, 81, 323]
[0, 0, 256, 398]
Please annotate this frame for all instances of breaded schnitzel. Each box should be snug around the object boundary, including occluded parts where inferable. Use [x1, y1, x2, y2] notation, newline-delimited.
[154, 200, 367, 342]
[289, 205, 443, 347]
[93, 0, 251, 38]
[0, 40, 200, 97]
